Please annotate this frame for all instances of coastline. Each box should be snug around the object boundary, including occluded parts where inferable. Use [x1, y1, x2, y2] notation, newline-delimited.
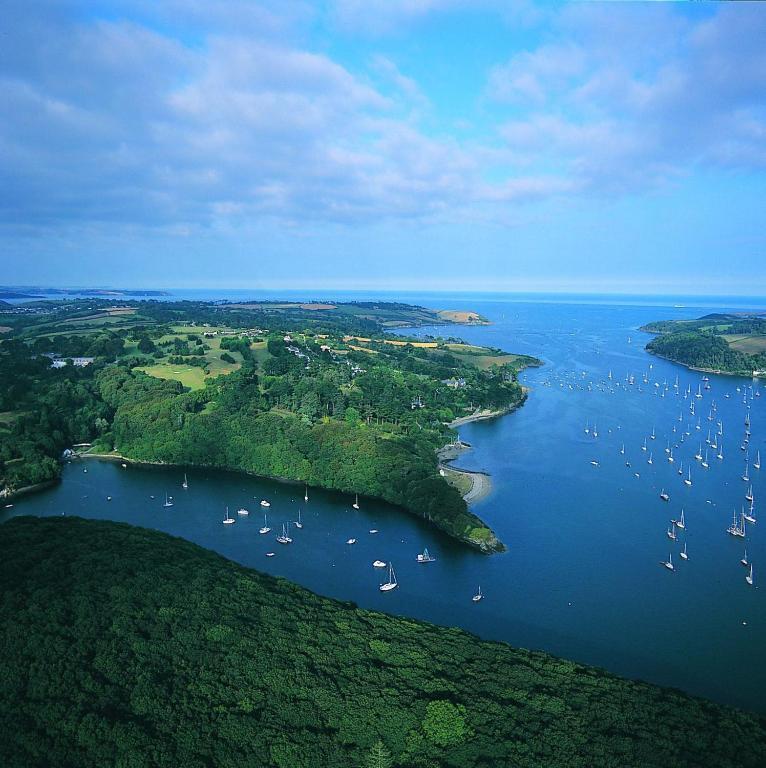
[646, 349, 760, 378]
[0, 478, 59, 503]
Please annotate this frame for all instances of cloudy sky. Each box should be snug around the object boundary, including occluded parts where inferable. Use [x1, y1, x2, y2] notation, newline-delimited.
[2, 0, 765, 293]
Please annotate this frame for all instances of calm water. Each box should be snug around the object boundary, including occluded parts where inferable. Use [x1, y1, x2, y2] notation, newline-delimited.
[3, 295, 765, 712]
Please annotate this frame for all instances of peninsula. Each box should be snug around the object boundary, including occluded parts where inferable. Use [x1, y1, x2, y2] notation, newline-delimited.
[642, 313, 766, 377]
[0, 298, 539, 552]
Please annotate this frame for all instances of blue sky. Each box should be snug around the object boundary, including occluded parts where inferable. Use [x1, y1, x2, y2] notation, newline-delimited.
[2, 0, 765, 294]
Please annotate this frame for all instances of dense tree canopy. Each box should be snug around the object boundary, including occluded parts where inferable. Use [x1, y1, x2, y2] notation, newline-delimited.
[1, 517, 764, 768]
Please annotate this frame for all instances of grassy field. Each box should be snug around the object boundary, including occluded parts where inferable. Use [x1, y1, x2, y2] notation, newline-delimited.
[443, 344, 529, 370]
[441, 466, 473, 496]
[723, 335, 766, 354]
[344, 335, 438, 349]
[133, 363, 208, 390]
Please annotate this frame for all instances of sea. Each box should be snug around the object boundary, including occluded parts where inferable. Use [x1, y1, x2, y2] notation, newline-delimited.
[3, 290, 765, 712]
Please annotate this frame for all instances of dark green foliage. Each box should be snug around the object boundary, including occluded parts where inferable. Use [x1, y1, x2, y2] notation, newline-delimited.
[647, 332, 766, 374]
[1, 517, 764, 768]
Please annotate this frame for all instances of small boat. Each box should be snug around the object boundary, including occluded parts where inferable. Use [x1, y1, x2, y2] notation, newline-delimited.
[416, 548, 436, 563]
[741, 548, 749, 567]
[259, 514, 271, 534]
[237, 507, 249, 516]
[701, 450, 709, 469]
[647, 453, 653, 465]
[121, 462, 127, 469]
[260, 499, 271, 508]
[660, 489, 669, 501]
[372, 560, 387, 568]
[755, 451, 761, 470]
[276, 522, 292, 544]
[304, 485, 309, 502]
[680, 542, 688, 561]
[346, 538, 357, 545]
[590, 460, 599, 467]
[369, 529, 379, 534]
[642, 438, 647, 452]
[107, 496, 112, 501]
[676, 509, 686, 530]
[663, 553, 674, 571]
[182, 473, 188, 489]
[620, 444, 625, 455]
[746, 564, 754, 586]
[83, 467, 88, 473]
[743, 503, 756, 525]
[667, 523, 677, 541]
[223, 506, 235, 525]
[668, 449, 674, 464]
[266, 552, 275, 557]
[379, 563, 398, 592]
[727, 510, 745, 538]
[294, 509, 303, 529]
[684, 469, 692, 487]
[650, 427, 656, 440]
[163, 493, 173, 508]
[352, 494, 360, 510]
[472, 585, 483, 602]
[745, 486, 754, 504]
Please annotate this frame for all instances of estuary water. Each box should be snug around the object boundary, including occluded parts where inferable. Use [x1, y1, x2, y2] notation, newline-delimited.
[3, 294, 765, 712]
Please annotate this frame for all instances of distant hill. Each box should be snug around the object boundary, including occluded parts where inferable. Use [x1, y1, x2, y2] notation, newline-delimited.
[641, 314, 766, 375]
[2, 516, 764, 768]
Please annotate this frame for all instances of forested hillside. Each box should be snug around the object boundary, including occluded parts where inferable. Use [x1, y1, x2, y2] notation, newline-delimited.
[643, 313, 766, 374]
[1, 300, 535, 550]
[2, 517, 764, 768]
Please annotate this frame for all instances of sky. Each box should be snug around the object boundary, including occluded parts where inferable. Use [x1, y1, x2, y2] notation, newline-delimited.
[2, 0, 766, 295]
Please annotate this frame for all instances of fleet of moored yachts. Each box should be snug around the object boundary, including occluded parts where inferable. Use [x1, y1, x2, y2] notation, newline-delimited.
[579, 367, 760, 587]
[150, 478, 484, 602]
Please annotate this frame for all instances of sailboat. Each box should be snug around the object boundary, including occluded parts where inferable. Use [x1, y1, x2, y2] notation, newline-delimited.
[276, 522, 292, 544]
[352, 494, 360, 510]
[379, 563, 398, 592]
[717, 444, 724, 460]
[701, 449, 709, 469]
[741, 548, 749, 566]
[743, 502, 756, 525]
[648, 452, 653, 465]
[746, 564, 754, 586]
[676, 509, 686, 530]
[745, 485, 754, 503]
[584, 420, 590, 435]
[294, 509, 303, 529]
[182, 473, 188, 490]
[416, 548, 436, 563]
[660, 488, 669, 501]
[650, 427, 656, 440]
[680, 542, 688, 561]
[678, 460, 684, 476]
[163, 493, 174, 508]
[259, 514, 271, 534]
[472, 585, 483, 602]
[642, 438, 647, 452]
[727, 510, 745, 538]
[684, 468, 692, 487]
[755, 451, 761, 471]
[742, 462, 750, 482]
[223, 506, 235, 525]
[668, 448, 674, 464]
[695, 445, 703, 461]
[620, 444, 625, 455]
[667, 522, 677, 540]
[304, 485, 309, 502]
[663, 553, 674, 571]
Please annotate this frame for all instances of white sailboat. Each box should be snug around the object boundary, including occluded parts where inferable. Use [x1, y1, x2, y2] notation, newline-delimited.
[379, 563, 398, 592]
[676, 509, 686, 530]
[182, 473, 188, 490]
[642, 437, 647, 452]
[416, 548, 436, 563]
[743, 502, 756, 525]
[664, 553, 674, 571]
[668, 448, 674, 464]
[746, 564, 754, 586]
[660, 488, 669, 501]
[741, 548, 749, 566]
[680, 542, 688, 561]
[346, 538, 357, 545]
[667, 522, 677, 540]
[294, 509, 303, 529]
[352, 494, 360, 510]
[223, 506, 235, 525]
[163, 493, 174, 508]
[755, 451, 761, 471]
[650, 427, 656, 440]
[742, 462, 750, 482]
[701, 449, 709, 469]
[304, 485, 309, 502]
[648, 452, 653, 465]
[745, 485, 754, 503]
[472, 585, 483, 602]
[276, 522, 292, 544]
[259, 514, 271, 534]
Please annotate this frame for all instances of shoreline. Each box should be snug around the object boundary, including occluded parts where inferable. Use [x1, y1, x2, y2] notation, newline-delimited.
[1, 478, 60, 503]
[646, 350, 761, 379]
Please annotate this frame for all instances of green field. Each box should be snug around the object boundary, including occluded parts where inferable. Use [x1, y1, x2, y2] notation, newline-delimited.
[133, 363, 209, 390]
[723, 335, 766, 354]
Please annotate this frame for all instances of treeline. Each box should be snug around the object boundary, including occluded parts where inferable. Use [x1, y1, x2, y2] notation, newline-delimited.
[0, 340, 110, 491]
[98, 365, 501, 550]
[2, 517, 765, 768]
[647, 332, 766, 374]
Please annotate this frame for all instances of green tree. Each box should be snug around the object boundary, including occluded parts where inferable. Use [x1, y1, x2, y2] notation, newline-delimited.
[365, 740, 393, 768]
